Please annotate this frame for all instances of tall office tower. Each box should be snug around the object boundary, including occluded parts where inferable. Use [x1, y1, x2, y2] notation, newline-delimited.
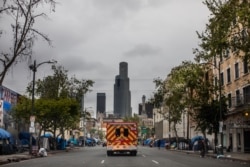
[113, 62, 132, 118]
[96, 93, 106, 115]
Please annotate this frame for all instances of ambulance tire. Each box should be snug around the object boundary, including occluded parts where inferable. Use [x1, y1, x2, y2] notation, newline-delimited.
[131, 151, 137, 156]
[107, 151, 112, 156]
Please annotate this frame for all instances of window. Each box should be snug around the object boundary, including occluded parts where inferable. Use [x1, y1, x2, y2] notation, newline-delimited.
[235, 63, 239, 79]
[124, 128, 129, 137]
[215, 76, 218, 87]
[220, 72, 224, 86]
[243, 86, 250, 104]
[223, 48, 230, 58]
[227, 68, 231, 83]
[241, 28, 248, 41]
[115, 128, 120, 137]
[228, 93, 232, 108]
[205, 71, 209, 81]
[243, 58, 249, 74]
[236, 90, 241, 106]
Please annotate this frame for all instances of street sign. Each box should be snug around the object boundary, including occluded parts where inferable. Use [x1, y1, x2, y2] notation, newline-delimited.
[141, 127, 147, 134]
[29, 126, 35, 133]
[30, 122, 35, 127]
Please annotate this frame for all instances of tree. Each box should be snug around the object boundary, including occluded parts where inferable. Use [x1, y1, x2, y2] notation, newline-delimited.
[194, 0, 250, 65]
[0, 0, 57, 85]
[14, 65, 94, 149]
[164, 61, 204, 144]
[27, 65, 94, 103]
[149, 77, 167, 108]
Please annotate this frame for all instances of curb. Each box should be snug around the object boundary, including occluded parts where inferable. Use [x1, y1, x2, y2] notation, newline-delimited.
[0, 148, 78, 165]
[171, 149, 250, 164]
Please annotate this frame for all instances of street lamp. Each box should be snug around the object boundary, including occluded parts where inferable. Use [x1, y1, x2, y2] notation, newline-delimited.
[28, 59, 57, 154]
[218, 61, 224, 155]
[153, 110, 156, 137]
[201, 60, 223, 155]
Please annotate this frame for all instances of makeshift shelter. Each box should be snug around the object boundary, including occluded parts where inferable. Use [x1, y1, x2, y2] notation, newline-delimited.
[18, 132, 36, 146]
[0, 128, 11, 140]
[0, 128, 14, 155]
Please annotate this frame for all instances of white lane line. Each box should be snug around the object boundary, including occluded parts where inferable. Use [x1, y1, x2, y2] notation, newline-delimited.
[101, 160, 105, 164]
[142, 154, 146, 157]
[152, 160, 159, 164]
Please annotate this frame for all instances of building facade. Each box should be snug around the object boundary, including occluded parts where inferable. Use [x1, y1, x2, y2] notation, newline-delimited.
[96, 93, 106, 116]
[215, 52, 250, 153]
[113, 62, 132, 118]
[0, 86, 24, 137]
[138, 95, 154, 119]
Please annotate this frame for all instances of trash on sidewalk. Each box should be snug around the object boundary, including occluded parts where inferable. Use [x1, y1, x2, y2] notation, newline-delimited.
[216, 144, 224, 159]
[38, 148, 47, 157]
[217, 154, 225, 159]
[32, 146, 38, 155]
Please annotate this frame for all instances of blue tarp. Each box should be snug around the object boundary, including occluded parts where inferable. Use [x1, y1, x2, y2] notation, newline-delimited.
[191, 136, 204, 145]
[41, 133, 53, 138]
[143, 138, 152, 145]
[0, 128, 11, 139]
[18, 132, 36, 145]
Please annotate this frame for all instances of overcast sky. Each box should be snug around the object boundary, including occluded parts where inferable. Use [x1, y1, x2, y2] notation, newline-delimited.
[2, 0, 210, 116]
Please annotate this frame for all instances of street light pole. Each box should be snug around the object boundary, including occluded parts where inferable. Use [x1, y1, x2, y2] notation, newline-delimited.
[83, 108, 86, 147]
[29, 59, 57, 154]
[153, 111, 156, 137]
[218, 61, 223, 155]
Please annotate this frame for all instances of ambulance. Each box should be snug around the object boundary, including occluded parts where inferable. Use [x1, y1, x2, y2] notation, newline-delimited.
[106, 122, 138, 156]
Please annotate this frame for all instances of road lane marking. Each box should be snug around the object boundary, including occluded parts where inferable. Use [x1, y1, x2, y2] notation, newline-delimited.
[101, 160, 105, 164]
[152, 160, 159, 165]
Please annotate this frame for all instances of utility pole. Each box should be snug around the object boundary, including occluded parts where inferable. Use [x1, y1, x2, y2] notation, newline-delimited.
[29, 59, 57, 154]
[218, 60, 223, 155]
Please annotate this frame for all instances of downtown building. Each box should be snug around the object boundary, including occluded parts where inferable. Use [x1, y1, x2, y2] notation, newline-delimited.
[113, 62, 132, 118]
[96, 93, 106, 115]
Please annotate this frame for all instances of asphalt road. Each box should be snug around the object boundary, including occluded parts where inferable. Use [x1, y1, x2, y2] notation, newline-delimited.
[1, 146, 248, 167]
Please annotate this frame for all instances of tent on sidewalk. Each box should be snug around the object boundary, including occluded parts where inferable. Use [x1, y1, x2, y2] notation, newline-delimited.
[0, 128, 15, 155]
[0, 128, 11, 140]
[18, 132, 36, 146]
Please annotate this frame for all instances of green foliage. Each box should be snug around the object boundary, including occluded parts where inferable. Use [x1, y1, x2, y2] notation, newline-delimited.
[194, 96, 228, 135]
[149, 77, 167, 108]
[165, 61, 205, 127]
[12, 96, 31, 123]
[194, 0, 250, 64]
[27, 65, 94, 104]
[13, 64, 94, 148]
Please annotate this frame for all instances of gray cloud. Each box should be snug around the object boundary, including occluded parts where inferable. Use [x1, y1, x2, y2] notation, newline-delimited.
[2, 0, 210, 115]
[124, 44, 161, 57]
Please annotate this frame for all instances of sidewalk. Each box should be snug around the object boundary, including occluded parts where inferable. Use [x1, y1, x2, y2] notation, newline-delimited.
[0, 147, 75, 165]
[172, 149, 250, 163]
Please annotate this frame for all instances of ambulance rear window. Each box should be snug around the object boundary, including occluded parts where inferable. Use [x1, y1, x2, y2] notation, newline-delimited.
[115, 128, 120, 137]
[124, 128, 129, 137]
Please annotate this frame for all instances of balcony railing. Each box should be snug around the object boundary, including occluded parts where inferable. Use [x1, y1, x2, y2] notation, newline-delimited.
[229, 94, 250, 109]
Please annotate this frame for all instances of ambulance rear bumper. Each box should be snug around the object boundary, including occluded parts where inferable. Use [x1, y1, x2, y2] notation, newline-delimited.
[107, 145, 137, 151]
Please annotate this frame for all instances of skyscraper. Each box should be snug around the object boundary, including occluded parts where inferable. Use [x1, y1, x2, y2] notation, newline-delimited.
[96, 93, 106, 114]
[113, 62, 132, 118]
